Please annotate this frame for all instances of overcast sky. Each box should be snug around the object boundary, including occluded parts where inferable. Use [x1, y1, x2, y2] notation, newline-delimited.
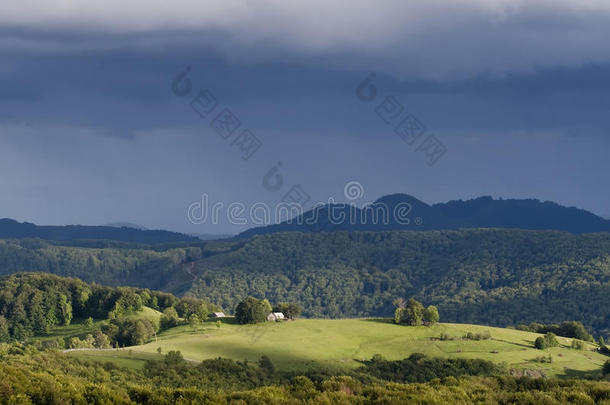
[1, 0, 609, 234]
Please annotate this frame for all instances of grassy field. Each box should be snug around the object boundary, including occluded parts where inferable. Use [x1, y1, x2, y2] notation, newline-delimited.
[124, 306, 163, 323]
[68, 318, 608, 377]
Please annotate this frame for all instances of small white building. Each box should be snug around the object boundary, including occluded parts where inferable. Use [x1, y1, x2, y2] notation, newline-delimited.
[267, 312, 285, 322]
[209, 312, 226, 318]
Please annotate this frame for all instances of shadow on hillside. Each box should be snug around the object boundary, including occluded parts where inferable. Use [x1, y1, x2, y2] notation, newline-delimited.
[204, 317, 239, 325]
[362, 318, 394, 325]
[558, 368, 602, 380]
[492, 338, 533, 349]
[188, 339, 350, 373]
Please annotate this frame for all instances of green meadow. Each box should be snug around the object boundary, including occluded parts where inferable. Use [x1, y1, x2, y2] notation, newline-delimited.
[68, 317, 607, 377]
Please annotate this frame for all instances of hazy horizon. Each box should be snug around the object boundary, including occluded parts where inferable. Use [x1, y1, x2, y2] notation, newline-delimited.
[3, 192, 608, 235]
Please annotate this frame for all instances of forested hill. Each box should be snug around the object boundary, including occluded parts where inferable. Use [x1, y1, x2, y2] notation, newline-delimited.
[0, 272, 216, 342]
[239, 194, 610, 237]
[186, 229, 610, 336]
[1, 229, 610, 336]
[0, 238, 208, 291]
[0, 218, 197, 243]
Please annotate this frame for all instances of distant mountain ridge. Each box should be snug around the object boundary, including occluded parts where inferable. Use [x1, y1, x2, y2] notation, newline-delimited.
[0, 218, 197, 244]
[105, 222, 148, 230]
[239, 194, 610, 237]
[2, 194, 608, 242]
[189, 233, 234, 241]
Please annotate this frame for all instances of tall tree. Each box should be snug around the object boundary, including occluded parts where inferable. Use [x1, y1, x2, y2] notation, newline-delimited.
[423, 306, 440, 325]
[235, 297, 267, 324]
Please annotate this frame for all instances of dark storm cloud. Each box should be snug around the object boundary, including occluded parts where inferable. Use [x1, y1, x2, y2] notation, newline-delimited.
[2, 31, 610, 139]
[1, 1, 609, 233]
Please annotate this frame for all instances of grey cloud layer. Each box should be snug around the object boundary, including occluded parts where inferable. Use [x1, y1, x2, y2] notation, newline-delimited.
[2, 41, 610, 139]
[2, 1, 610, 77]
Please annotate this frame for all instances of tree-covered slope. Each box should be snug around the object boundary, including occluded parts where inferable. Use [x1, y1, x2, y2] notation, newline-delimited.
[0, 272, 217, 344]
[0, 238, 204, 290]
[186, 229, 610, 336]
[0, 272, 175, 341]
[2, 230, 609, 337]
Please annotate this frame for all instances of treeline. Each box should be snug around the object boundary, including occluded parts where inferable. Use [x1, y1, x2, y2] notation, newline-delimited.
[517, 321, 594, 341]
[0, 273, 216, 344]
[141, 351, 505, 389]
[1, 346, 609, 404]
[186, 229, 610, 337]
[0, 238, 204, 290]
[359, 353, 504, 383]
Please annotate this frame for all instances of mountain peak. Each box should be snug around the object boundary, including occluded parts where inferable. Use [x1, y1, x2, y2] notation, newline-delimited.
[239, 193, 610, 237]
[374, 193, 430, 208]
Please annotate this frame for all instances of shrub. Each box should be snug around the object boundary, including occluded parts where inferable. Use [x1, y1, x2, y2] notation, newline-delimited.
[394, 298, 425, 326]
[289, 376, 317, 401]
[535, 333, 559, 350]
[93, 330, 111, 348]
[533, 355, 553, 363]
[103, 318, 157, 346]
[160, 307, 180, 330]
[463, 331, 491, 341]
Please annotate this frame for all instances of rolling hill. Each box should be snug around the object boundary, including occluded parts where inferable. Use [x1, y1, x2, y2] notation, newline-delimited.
[185, 229, 610, 336]
[1, 272, 608, 404]
[0, 238, 207, 289]
[239, 194, 610, 237]
[0, 218, 197, 243]
[70, 318, 606, 378]
[0, 228, 609, 337]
